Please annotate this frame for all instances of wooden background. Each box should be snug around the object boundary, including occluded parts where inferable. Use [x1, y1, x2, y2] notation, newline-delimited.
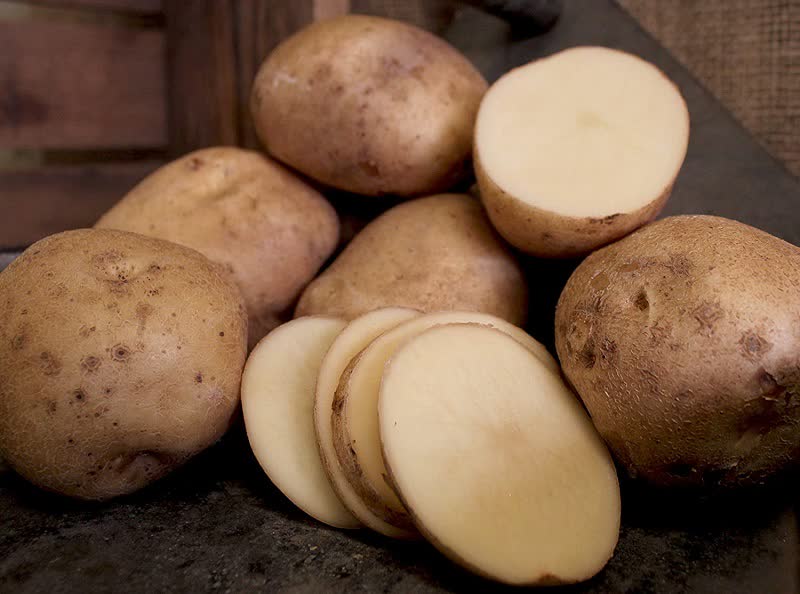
[0, 0, 797, 250]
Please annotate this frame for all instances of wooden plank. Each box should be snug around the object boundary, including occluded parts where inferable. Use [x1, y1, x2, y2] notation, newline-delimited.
[163, 0, 352, 153]
[313, 0, 349, 21]
[164, 0, 238, 155]
[0, 21, 167, 149]
[0, 162, 160, 248]
[23, 0, 163, 14]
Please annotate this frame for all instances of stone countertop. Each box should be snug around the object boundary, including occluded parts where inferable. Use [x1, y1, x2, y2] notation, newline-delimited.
[1, 1, 799, 592]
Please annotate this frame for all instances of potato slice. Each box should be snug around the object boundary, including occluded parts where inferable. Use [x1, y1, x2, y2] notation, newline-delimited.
[475, 46, 689, 258]
[380, 323, 621, 585]
[314, 307, 421, 538]
[241, 316, 356, 528]
[332, 311, 558, 537]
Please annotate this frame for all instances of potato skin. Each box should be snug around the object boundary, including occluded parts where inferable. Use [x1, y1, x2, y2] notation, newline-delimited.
[474, 151, 672, 259]
[250, 15, 487, 197]
[295, 194, 528, 325]
[96, 147, 339, 348]
[555, 215, 800, 487]
[0, 229, 248, 500]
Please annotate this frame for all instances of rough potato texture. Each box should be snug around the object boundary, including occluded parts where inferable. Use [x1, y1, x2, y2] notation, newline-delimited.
[96, 147, 339, 348]
[474, 152, 673, 258]
[250, 15, 487, 197]
[0, 229, 248, 500]
[555, 215, 800, 487]
[295, 194, 528, 325]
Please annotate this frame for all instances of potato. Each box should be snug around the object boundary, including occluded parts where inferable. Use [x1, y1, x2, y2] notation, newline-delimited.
[331, 311, 557, 538]
[295, 194, 528, 324]
[250, 15, 487, 197]
[555, 215, 800, 487]
[0, 229, 247, 500]
[380, 323, 620, 585]
[241, 316, 358, 528]
[314, 307, 420, 537]
[475, 47, 689, 258]
[96, 147, 339, 348]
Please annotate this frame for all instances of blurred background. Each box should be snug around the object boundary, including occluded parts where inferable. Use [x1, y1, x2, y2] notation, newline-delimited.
[0, 0, 797, 250]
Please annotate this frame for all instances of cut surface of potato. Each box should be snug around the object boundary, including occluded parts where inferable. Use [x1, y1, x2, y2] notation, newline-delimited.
[241, 316, 357, 528]
[379, 324, 620, 585]
[314, 307, 420, 537]
[475, 46, 689, 257]
[332, 311, 557, 537]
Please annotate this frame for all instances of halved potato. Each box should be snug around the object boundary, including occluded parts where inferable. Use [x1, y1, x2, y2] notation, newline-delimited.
[241, 316, 356, 528]
[331, 311, 557, 537]
[475, 46, 689, 258]
[380, 323, 621, 585]
[314, 307, 420, 538]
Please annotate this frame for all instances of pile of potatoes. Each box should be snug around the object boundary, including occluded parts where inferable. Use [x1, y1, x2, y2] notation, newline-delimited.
[1, 12, 798, 588]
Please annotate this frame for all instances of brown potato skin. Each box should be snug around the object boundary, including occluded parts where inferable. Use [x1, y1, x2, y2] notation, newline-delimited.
[555, 215, 800, 487]
[330, 351, 418, 537]
[474, 151, 673, 259]
[96, 147, 339, 349]
[250, 15, 488, 197]
[295, 194, 528, 325]
[0, 229, 248, 500]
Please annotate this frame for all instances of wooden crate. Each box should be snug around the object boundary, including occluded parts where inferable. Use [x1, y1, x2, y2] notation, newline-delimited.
[0, 0, 461, 249]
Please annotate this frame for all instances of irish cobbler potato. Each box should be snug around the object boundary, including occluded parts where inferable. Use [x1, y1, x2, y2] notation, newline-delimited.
[556, 215, 800, 487]
[96, 147, 339, 348]
[295, 194, 528, 324]
[251, 15, 487, 197]
[0, 229, 248, 500]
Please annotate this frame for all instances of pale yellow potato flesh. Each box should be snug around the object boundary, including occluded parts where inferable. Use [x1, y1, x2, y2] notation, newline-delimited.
[241, 316, 357, 528]
[476, 46, 689, 218]
[379, 324, 621, 586]
[314, 307, 421, 537]
[332, 311, 558, 538]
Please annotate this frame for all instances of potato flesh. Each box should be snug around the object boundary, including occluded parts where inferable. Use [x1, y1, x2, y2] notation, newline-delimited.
[313, 307, 420, 534]
[333, 311, 559, 536]
[379, 324, 620, 585]
[241, 316, 356, 528]
[476, 46, 689, 218]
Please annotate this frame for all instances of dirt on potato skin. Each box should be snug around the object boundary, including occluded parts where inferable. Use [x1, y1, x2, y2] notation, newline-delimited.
[555, 215, 800, 488]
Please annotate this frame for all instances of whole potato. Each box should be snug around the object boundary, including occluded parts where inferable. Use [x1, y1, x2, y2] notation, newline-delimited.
[0, 229, 248, 500]
[96, 147, 339, 348]
[296, 194, 528, 325]
[555, 215, 800, 487]
[250, 15, 488, 197]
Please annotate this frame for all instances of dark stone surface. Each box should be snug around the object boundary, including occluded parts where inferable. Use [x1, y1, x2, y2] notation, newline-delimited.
[2, 427, 798, 594]
[1, 1, 799, 592]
